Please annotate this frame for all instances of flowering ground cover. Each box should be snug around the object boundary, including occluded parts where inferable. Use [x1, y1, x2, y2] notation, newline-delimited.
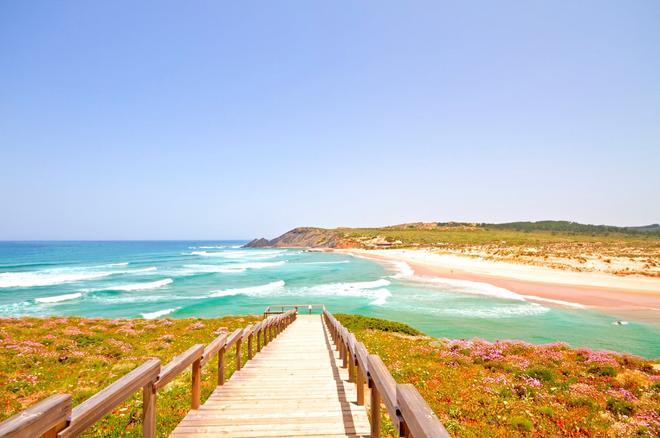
[0, 316, 260, 436]
[336, 314, 659, 437]
[1, 315, 658, 437]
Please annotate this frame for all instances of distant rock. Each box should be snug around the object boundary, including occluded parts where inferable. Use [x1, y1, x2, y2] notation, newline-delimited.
[243, 227, 346, 248]
[244, 238, 270, 248]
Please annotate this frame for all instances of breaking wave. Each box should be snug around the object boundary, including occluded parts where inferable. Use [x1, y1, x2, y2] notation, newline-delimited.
[389, 261, 415, 279]
[108, 278, 174, 291]
[0, 264, 157, 289]
[209, 280, 285, 297]
[298, 260, 350, 265]
[189, 250, 286, 259]
[141, 307, 180, 319]
[35, 293, 82, 303]
[410, 276, 525, 301]
[522, 295, 585, 309]
[438, 303, 550, 318]
[0, 271, 113, 288]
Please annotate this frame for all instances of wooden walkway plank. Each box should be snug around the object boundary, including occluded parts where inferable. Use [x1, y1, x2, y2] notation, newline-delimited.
[170, 315, 371, 437]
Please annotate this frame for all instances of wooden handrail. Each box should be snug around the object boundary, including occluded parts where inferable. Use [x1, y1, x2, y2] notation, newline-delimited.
[58, 358, 161, 437]
[225, 328, 243, 349]
[201, 333, 227, 367]
[397, 384, 449, 438]
[322, 309, 448, 438]
[0, 394, 71, 438]
[368, 354, 400, 430]
[263, 303, 325, 316]
[155, 344, 204, 391]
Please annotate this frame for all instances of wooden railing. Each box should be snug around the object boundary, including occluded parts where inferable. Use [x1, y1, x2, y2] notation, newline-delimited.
[323, 310, 450, 438]
[0, 310, 297, 438]
[263, 303, 325, 316]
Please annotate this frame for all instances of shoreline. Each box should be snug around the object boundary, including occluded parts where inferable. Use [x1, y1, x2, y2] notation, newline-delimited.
[337, 248, 660, 323]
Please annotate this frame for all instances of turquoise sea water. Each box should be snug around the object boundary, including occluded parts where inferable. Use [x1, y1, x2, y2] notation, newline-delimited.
[0, 241, 657, 357]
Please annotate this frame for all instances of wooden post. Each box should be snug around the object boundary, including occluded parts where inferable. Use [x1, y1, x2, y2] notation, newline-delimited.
[236, 338, 242, 371]
[342, 343, 348, 368]
[248, 333, 253, 359]
[142, 381, 156, 438]
[369, 377, 381, 438]
[348, 353, 355, 382]
[218, 347, 225, 386]
[192, 358, 201, 409]
[399, 420, 410, 437]
[43, 420, 68, 438]
[256, 330, 261, 352]
[356, 363, 365, 405]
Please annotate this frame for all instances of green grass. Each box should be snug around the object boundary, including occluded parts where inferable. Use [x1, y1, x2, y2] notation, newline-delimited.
[340, 225, 659, 249]
[333, 313, 422, 336]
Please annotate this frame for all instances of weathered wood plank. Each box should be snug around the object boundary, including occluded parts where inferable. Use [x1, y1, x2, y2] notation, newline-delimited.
[156, 344, 204, 390]
[224, 328, 243, 349]
[0, 394, 71, 438]
[367, 354, 398, 424]
[397, 384, 450, 438]
[59, 358, 160, 437]
[201, 333, 227, 367]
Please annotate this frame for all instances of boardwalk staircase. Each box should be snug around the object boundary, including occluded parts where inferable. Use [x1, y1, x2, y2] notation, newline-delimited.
[0, 305, 448, 437]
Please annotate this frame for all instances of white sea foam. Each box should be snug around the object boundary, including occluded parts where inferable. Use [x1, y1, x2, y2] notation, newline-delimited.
[180, 261, 284, 276]
[209, 280, 285, 297]
[141, 307, 180, 319]
[329, 279, 391, 290]
[439, 303, 549, 318]
[369, 289, 392, 306]
[0, 271, 113, 288]
[410, 276, 525, 301]
[234, 261, 286, 269]
[35, 293, 82, 303]
[298, 260, 350, 265]
[182, 264, 247, 274]
[129, 267, 158, 273]
[190, 250, 286, 259]
[111, 278, 173, 291]
[522, 295, 585, 309]
[0, 301, 35, 316]
[389, 261, 415, 279]
[278, 279, 393, 302]
[0, 263, 158, 289]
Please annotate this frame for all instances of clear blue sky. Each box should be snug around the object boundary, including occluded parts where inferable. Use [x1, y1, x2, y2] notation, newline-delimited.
[1, 1, 659, 239]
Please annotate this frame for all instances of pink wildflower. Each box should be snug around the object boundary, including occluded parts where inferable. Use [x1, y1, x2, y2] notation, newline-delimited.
[189, 322, 205, 330]
[577, 348, 619, 366]
[471, 341, 504, 361]
[607, 388, 637, 402]
[483, 375, 509, 385]
[63, 327, 83, 336]
[520, 375, 542, 388]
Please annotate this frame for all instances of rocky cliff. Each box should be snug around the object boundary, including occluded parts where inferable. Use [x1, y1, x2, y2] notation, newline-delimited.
[244, 227, 347, 248]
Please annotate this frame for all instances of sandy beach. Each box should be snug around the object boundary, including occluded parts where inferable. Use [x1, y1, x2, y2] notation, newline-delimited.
[339, 249, 660, 323]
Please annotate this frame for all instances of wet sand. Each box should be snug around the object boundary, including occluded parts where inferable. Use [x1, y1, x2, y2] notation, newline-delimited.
[339, 249, 660, 323]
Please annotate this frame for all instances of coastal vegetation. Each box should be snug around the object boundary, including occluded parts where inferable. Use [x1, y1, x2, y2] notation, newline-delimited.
[335, 314, 659, 437]
[247, 221, 660, 276]
[2, 314, 658, 436]
[0, 315, 260, 436]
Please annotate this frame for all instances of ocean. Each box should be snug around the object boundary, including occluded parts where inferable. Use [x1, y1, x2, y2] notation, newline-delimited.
[0, 241, 657, 357]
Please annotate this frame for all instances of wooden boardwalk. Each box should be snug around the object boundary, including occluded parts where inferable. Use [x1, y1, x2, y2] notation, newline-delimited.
[0, 307, 448, 438]
[170, 315, 371, 437]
